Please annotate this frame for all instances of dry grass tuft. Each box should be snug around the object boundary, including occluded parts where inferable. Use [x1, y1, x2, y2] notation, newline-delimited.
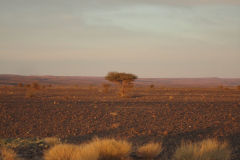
[173, 139, 231, 160]
[136, 142, 163, 159]
[44, 144, 78, 160]
[43, 137, 61, 147]
[72, 143, 99, 160]
[44, 138, 131, 160]
[90, 138, 132, 160]
[0, 147, 18, 160]
[44, 143, 99, 160]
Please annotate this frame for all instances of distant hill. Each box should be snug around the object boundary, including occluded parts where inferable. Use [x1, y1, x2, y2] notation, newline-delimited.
[136, 78, 240, 87]
[0, 74, 240, 87]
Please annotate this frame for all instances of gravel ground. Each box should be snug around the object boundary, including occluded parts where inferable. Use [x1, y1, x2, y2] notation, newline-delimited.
[0, 87, 239, 159]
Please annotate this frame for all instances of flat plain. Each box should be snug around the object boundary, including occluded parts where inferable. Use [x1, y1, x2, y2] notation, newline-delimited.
[0, 84, 240, 159]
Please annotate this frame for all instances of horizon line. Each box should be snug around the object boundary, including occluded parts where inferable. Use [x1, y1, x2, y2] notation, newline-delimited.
[0, 73, 240, 79]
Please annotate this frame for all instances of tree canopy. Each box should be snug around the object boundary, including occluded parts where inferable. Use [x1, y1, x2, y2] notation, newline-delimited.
[105, 72, 138, 97]
[105, 72, 137, 84]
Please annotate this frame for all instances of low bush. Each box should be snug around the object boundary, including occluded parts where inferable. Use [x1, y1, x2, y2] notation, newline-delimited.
[0, 147, 19, 160]
[72, 143, 99, 160]
[43, 138, 232, 160]
[173, 139, 231, 160]
[136, 142, 162, 160]
[90, 138, 132, 160]
[44, 143, 99, 160]
[31, 82, 41, 90]
[44, 138, 131, 160]
[44, 144, 78, 160]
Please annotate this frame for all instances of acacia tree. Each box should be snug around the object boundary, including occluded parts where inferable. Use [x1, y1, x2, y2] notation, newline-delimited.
[105, 72, 137, 97]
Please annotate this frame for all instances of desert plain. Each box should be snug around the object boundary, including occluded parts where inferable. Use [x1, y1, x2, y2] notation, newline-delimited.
[0, 76, 240, 160]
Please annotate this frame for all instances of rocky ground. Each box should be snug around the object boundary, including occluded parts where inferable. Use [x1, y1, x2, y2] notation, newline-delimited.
[0, 86, 239, 160]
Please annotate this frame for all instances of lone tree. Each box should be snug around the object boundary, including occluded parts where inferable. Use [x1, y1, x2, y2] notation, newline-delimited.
[105, 72, 137, 97]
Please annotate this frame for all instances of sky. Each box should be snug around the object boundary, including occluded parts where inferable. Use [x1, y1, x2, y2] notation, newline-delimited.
[0, 0, 240, 78]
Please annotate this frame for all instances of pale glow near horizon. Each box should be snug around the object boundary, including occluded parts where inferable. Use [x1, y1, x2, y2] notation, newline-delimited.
[0, 0, 239, 78]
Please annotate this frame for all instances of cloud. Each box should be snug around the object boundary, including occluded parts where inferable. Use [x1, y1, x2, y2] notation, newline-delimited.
[89, 0, 240, 7]
[1, 0, 239, 10]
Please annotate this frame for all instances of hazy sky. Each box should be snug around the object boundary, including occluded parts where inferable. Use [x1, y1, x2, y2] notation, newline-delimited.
[0, 0, 240, 78]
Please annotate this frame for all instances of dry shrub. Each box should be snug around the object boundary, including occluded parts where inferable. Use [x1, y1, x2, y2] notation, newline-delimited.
[173, 139, 231, 160]
[90, 138, 132, 160]
[72, 143, 99, 160]
[136, 142, 162, 159]
[150, 84, 154, 89]
[44, 144, 77, 160]
[17, 83, 24, 87]
[44, 143, 99, 160]
[0, 147, 18, 160]
[43, 137, 61, 147]
[32, 82, 41, 90]
[44, 138, 132, 160]
[25, 84, 31, 88]
[173, 141, 198, 160]
[199, 139, 231, 160]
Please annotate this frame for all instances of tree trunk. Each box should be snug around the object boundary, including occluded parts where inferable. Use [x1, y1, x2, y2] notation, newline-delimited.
[118, 81, 126, 97]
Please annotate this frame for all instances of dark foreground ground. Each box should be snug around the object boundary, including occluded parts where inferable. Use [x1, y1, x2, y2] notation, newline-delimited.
[0, 86, 240, 160]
